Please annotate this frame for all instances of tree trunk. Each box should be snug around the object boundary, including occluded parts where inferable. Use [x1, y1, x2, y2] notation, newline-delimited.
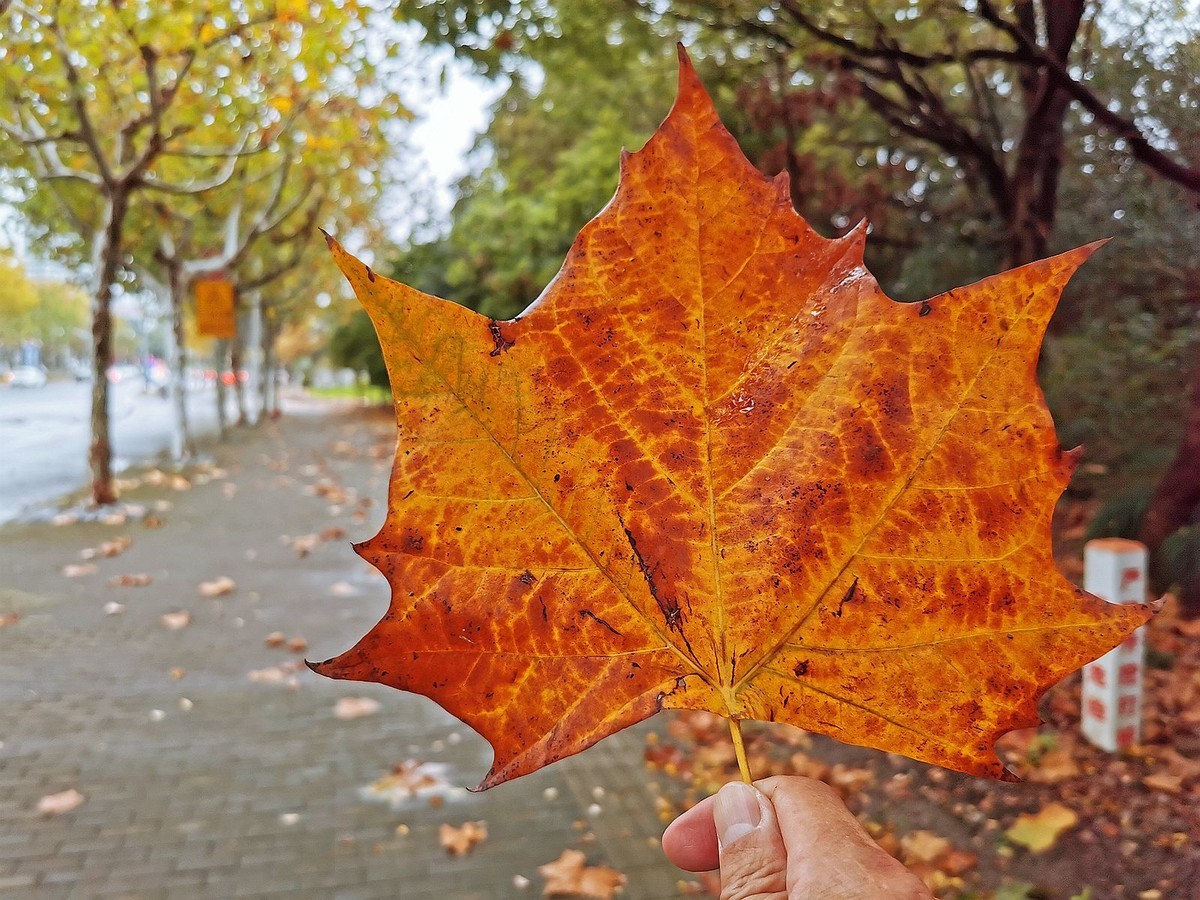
[260, 308, 280, 420]
[88, 191, 128, 506]
[214, 338, 230, 438]
[230, 312, 248, 427]
[1139, 353, 1200, 617]
[166, 262, 196, 461]
[246, 291, 263, 426]
[1003, 0, 1082, 270]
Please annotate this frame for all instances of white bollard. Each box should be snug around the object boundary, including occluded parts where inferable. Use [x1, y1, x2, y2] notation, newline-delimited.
[1080, 538, 1148, 752]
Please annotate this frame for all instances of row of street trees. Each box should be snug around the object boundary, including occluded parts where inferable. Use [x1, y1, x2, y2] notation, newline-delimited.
[390, 0, 1199, 611]
[0, 0, 401, 502]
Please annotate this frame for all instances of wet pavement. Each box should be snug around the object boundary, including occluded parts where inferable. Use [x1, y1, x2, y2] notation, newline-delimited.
[0, 400, 689, 898]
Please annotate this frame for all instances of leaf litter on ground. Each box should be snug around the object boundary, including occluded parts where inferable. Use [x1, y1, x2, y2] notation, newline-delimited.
[198, 576, 236, 597]
[538, 849, 626, 899]
[1004, 802, 1079, 853]
[37, 789, 85, 816]
[359, 760, 451, 808]
[107, 573, 152, 587]
[438, 820, 488, 856]
[332, 696, 380, 720]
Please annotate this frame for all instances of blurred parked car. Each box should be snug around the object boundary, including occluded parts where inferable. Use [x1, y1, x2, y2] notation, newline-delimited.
[68, 359, 92, 382]
[202, 368, 249, 386]
[10, 365, 48, 388]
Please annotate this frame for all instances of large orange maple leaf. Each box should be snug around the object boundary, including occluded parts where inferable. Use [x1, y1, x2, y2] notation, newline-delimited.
[313, 48, 1150, 789]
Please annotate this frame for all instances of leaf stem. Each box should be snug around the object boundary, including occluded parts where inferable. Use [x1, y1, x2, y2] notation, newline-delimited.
[729, 717, 753, 784]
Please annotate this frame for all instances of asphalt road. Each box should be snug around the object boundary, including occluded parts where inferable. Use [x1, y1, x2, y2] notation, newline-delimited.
[0, 378, 231, 522]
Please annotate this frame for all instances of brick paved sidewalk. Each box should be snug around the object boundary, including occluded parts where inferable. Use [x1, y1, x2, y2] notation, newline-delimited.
[0, 402, 691, 899]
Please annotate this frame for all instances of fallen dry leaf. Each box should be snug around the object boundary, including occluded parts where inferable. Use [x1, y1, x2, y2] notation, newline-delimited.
[312, 48, 1148, 789]
[1005, 802, 1078, 852]
[1160, 747, 1200, 782]
[538, 849, 627, 899]
[160, 611, 192, 630]
[248, 661, 303, 685]
[828, 762, 873, 796]
[899, 830, 951, 865]
[108, 573, 152, 588]
[361, 759, 450, 806]
[897, 828, 976, 891]
[264, 632, 287, 648]
[62, 563, 97, 578]
[102, 602, 126, 616]
[678, 872, 722, 896]
[1174, 616, 1200, 639]
[82, 536, 133, 560]
[1142, 772, 1184, 794]
[37, 789, 85, 816]
[287, 636, 308, 653]
[333, 696, 380, 720]
[1026, 747, 1081, 783]
[439, 820, 488, 856]
[285, 534, 321, 557]
[0, 612, 19, 628]
[198, 576, 236, 597]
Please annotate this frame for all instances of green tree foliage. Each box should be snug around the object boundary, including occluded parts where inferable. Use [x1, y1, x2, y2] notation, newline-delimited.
[0, 253, 39, 345]
[404, 0, 1197, 470]
[398, 3, 684, 320]
[0, 0, 402, 501]
[329, 309, 389, 388]
[26, 280, 89, 358]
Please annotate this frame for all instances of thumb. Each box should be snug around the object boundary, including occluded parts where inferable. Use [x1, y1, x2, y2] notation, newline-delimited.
[712, 782, 788, 900]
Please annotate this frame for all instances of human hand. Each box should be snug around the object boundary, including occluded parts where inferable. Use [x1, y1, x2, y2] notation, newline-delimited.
[661, 776, 932, 900]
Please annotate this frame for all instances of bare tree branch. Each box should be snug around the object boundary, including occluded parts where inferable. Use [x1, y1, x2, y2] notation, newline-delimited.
[139, 132, 250, 195]
[1, 0, 50, 24]
[775, 0, 1021, 68]
[47, 10, 115, 186]
[25, 139, 105, 186]
[0, 113, 82, 147]
[977, 0, 1200, 194]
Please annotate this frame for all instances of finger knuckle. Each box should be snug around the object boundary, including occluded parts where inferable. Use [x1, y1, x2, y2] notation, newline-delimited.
[720, 866, 788, 900]
[720, 855, 788, 900]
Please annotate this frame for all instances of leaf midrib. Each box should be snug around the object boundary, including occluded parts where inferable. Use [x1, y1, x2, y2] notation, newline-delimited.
[384, 294, 710, 688]
[733, 301, 1039, 694]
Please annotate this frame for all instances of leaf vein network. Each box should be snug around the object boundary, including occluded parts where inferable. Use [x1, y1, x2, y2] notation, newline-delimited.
[735, 303, 1038, 691]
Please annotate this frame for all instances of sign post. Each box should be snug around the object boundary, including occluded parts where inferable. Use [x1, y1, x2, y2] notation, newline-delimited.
[1080, 538, 1148, 752]
[195, 277, 237, 339]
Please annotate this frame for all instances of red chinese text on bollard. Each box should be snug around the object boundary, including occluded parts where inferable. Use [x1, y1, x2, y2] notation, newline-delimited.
[1080, 538, 1148, 752]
